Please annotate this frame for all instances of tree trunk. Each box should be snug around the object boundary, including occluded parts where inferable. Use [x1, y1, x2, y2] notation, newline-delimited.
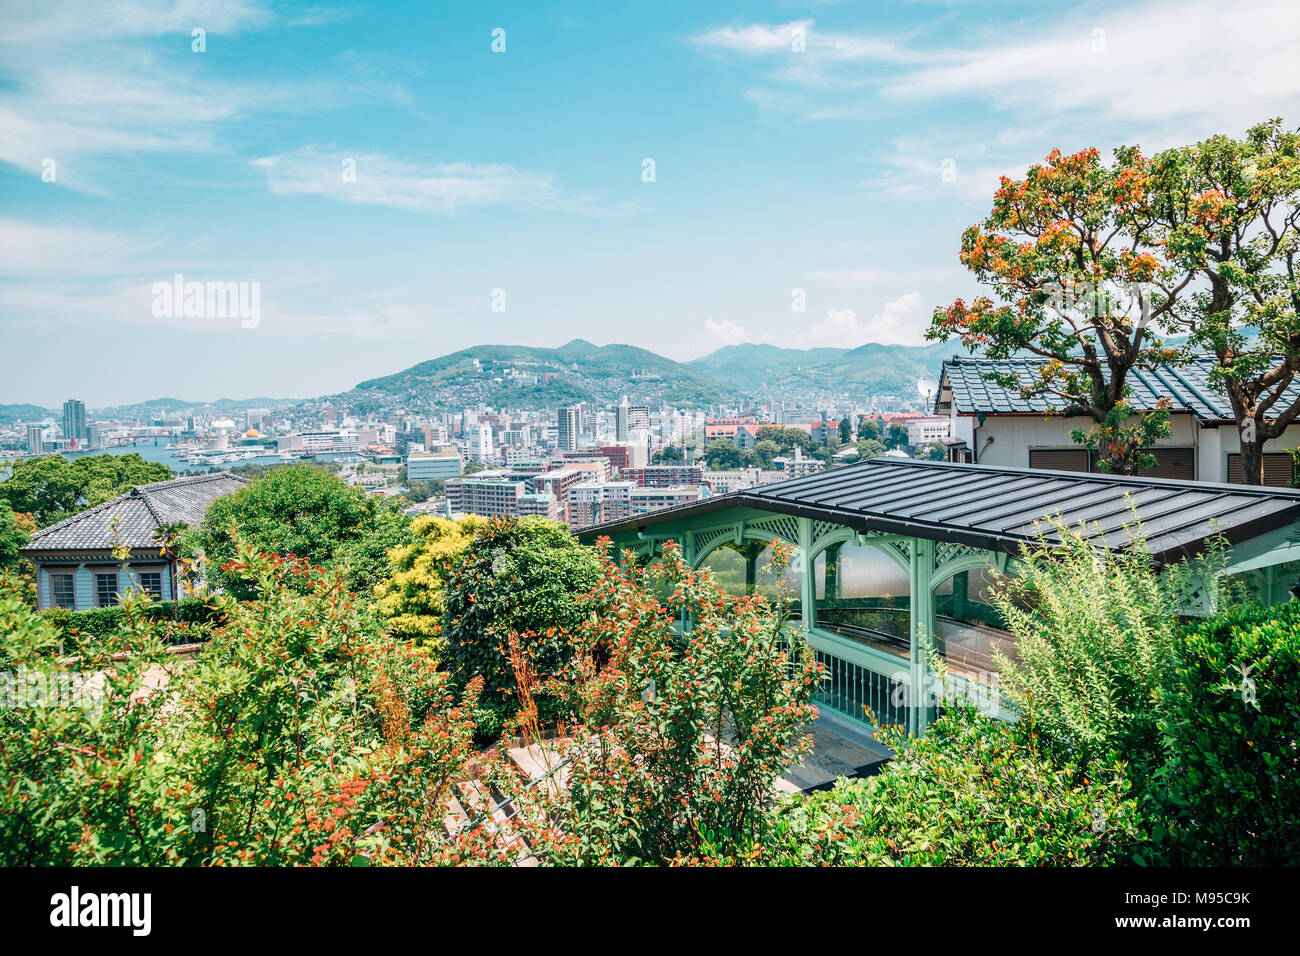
[1238, 426, 1265, 486]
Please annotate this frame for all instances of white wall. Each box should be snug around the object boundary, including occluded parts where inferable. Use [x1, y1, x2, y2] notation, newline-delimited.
[957, 412, 1300, 481]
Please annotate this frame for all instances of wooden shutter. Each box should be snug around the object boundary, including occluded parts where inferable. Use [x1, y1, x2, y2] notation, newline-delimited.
[1028, 448, 1090, 473]
[1137, 447, 1195, 480]
[1227, 452, 1296, 487]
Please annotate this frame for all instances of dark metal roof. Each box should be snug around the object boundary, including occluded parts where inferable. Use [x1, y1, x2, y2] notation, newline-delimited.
[20, 472, 249, 554]
[941, 355, 1300, 423]
[579, 458, 1300, 565]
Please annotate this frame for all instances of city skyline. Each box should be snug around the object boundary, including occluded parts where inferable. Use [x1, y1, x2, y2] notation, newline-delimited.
[4, 0, 1300, 406]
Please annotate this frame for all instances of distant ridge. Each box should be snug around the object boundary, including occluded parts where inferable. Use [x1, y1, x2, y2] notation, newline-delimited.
[345, 338, 962, 409]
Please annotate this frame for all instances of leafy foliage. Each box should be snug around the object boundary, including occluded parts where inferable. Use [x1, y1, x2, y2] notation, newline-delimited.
[0, 453, 171, 526]
[531, 539, 820, 865]
[989, 524, 1182, 772]
[1157, 600, 1300, 864]
[731, 705, 1143, 866]
[440, 516, 604, 738]
[196, 465, 412, 598]
[1152, 118, 1300, 484]
[374, 515, 483, 644]
[927, 145, 1189, 473]
[0, 544, 512, 866]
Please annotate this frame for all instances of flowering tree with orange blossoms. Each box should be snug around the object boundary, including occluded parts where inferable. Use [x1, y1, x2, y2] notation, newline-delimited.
[524, 539, 821, 866]
[928, 145, 1193, 473]
[1150, 119, 1300, 485]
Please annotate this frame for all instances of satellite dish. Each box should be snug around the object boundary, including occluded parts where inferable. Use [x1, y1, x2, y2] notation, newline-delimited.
[917, 374, 939, 397]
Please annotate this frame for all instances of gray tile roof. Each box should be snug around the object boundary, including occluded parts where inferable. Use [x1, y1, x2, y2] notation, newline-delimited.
[21, 472, 248, 553]
[579, 458, 1300, 566]
[940, 355, 1300, 422]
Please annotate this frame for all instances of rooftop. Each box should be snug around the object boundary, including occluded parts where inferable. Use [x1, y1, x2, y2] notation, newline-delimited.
[940, 355, 1300, 423]
[578, 457, 1300, 565]
[21, 472, 249, 553]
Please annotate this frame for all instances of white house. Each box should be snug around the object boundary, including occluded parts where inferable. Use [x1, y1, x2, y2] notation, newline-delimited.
[936, 356, 1300, 485]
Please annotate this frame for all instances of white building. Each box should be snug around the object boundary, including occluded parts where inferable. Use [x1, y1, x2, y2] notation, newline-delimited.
[938, 355, 1300, 485]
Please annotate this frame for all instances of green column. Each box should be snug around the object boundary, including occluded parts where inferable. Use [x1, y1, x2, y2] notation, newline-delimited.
[908, 537, 936, 735]
[798, 517, 815, 633]
[825, 542, 843, 601]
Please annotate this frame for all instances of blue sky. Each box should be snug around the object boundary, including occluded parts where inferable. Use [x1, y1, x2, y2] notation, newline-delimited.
[3, 0, 1299, 407]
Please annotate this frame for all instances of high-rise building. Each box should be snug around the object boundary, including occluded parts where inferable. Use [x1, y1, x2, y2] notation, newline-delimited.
[615, 398, 629, 442]
[557, 405, 582, 452]
[62, 399, 88, 445]
[469, 423, 494, 462]
[25, 424, 44, 455]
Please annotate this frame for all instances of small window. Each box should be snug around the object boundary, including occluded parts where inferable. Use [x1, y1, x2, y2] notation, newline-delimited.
[137, 571, 163, 599]
[51, 573, 76, 610]
[95, 572, 119, 608]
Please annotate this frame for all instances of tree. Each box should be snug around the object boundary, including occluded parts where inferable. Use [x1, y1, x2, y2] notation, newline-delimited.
[0, 453, 171, 526]
[196, 465, 411, 598]
[440, 516, 605, 738]
[857, 416, 881, 442]
[150, 521, 190, 620]
[838, 417, 852, 442]
[374, 515, 483, 644]
[753, 439, 781, 469]
[655, 445, 685, 463]
[1151, 119, 1300, 484]
[0, 508, 30, 569]
[928, 145, 1192, 473]
[857, 438, 887, 459]
[531, 539, 820, 865]
[917, 440, 946, 461]
[884, 422, 910, 450]
[703, 438, 742, 470]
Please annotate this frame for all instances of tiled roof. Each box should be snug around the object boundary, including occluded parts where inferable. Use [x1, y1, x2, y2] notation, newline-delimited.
[940, 355, 1300, 422]
[21, 472, 248, 553]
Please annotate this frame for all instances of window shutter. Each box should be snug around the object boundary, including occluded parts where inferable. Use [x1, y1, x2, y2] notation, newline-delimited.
[1028, 448, 1090, 473]
[1227, 452, 1295, 487]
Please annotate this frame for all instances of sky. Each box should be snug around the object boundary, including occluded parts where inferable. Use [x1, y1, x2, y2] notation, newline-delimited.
[3, 0, 1300, 407]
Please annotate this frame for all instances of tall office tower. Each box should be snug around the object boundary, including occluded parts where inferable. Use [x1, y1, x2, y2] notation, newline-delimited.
[26, 424, 44, 455]
[62, 399, 88, 444]
[558, 404, 582, 452]
[615, 397, 629, 442]
[469, 423, 494, 462]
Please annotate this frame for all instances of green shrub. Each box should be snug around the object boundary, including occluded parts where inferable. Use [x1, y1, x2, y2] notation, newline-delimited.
[990, 524, 1187, 776]
[40, 598, 224, 651]
[739, 705, 1145, 866]
[440, 516, 603, 738]
[196, 465, 412, 598]
[1157, 601, 1300, 865]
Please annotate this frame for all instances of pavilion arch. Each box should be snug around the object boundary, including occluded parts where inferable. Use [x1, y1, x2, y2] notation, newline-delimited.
[579, 458, 1300, 736]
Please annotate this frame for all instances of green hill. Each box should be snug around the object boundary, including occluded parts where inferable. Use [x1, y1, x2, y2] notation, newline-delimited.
[351, 339, 731, 408]
[687, 341, 965, 398]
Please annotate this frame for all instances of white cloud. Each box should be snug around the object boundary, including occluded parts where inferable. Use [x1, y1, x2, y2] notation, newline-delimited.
[692, 19, 915, 65]
[252, 147, 621, 215]
[807, 267, 885, 285]
[704, 317, 748, 345]
[0, 1, 403, 190]
[0, 218, 157, 276]
[881, 0, 1300, 133]
[795, 293, 925, 348]
[694, 1, 1300, 138]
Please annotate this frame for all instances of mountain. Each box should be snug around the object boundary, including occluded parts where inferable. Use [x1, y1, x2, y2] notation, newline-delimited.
[686, 341, 966, 400]
[0, 403, 54, 424]
[348, 339, 732, 408]
[94, 397, 295, 417]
